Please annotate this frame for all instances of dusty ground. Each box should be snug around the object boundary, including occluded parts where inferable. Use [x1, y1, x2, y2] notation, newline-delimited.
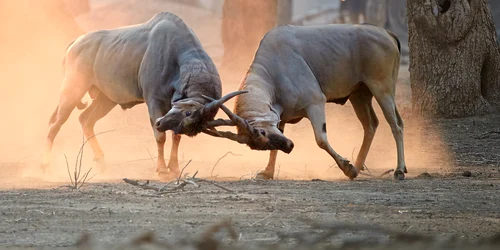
[1, 111, 499, 248]
[1, 1, 500, 249]
[0, 157, 499, 249]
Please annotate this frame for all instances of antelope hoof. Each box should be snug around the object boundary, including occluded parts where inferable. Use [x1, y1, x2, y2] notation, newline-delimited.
[158, 169, 179, 182]
[394, 166, 407, 180]
[255, 171, 274, 180]
[342, 163, 359, 180]
[394, 170, 405, 180]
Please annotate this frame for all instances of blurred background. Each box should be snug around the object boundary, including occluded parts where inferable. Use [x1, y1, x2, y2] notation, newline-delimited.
[3, 0, 499, 184]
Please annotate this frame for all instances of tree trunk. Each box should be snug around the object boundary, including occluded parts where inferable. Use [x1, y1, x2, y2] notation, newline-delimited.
[220, 0, 277, 85]
[385, 0, 410, 57]
[365, 0, 387, 26]
[407, 0, 500, 118]
[488, 0, 500, 39]
[277, 0, 292, 25]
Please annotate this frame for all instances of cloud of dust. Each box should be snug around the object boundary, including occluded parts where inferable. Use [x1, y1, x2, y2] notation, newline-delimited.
[0, 1, 453, 190]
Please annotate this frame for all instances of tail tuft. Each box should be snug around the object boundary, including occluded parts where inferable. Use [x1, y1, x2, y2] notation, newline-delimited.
[76, 101, 88, 110]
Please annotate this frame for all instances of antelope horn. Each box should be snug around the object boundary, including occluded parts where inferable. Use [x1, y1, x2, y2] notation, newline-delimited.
[202, 90, 255, 139]
[202, 128, 250, 144]
[205, 118, 235, 128]
[217, 103, 256, 136]
[202, 90, 249, 117]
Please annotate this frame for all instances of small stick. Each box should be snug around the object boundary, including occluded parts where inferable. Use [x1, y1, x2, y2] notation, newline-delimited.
[126, 157, 158, 163]
[211, 151, 241, 177]
[146, 148, 156, 170]
[184, 180, 200, 188]
[77, 167, 94, 189]
[177, 159, 193, 183]
[378, 169, 394, 177]
[364, 164, 372, 174]
[358, 169, 394, 178]
[64, 155, 75, 187]
[194, 178, 235, 193]
[249, 211, 276, 226]
[123, 178, 162, 192]
[324, 164, 335, 173]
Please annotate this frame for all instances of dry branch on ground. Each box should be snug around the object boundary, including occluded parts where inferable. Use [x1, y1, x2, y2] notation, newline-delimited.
[123, 170, 235, 195]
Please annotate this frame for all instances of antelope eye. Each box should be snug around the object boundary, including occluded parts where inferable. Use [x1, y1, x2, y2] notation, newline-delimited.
[185, 111, 192, 116]
[260, 130, 266, 136]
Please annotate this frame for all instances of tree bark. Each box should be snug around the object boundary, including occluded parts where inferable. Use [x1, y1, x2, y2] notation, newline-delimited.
[220, 0, 278, 85]
[385, 0, 410, 57]
[365, 0, 387, 26]
[277, 0, 292, 25]
[407, 0, 500, 118]
[339, 0, 368, 24]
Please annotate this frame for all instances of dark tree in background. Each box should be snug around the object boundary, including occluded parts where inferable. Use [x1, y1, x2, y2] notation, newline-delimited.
[220, 0, 278, 85]
[407, 0, 500, 118]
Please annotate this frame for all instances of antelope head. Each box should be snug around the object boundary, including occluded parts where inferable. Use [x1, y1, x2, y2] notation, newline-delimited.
[155, 90, 248, 137]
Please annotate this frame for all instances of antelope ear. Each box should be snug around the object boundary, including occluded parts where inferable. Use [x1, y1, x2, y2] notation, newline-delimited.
[171, 100, 204, 110]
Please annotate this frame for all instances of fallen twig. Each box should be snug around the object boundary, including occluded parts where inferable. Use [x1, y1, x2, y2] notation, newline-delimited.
[194, 178, 235, 193]
[177, 159, 193, 183]
[124, 169, 235, 195]
[146, 148, 156, 170]
[125, 156, 158, 163]
[358, 169, 394, 178]
[249, 211, 276, 226]
[123, 178, 191, 195]
[123, 179, 162, 192]
[210, 151, 241, 177]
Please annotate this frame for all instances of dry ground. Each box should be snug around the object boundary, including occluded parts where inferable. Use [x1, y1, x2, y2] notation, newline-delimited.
[1, 111, 499, 248]
[1, 1, 499, 249]
[0, 159, 499, 249]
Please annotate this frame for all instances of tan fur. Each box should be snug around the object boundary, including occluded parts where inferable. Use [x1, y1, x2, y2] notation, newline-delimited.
[234, 70, 278, 130]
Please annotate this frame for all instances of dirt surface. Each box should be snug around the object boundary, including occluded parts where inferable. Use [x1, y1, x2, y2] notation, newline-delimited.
[2, 109, 500, 248]
[0, 163, 499, 249]
[1, 1, 500, 249]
